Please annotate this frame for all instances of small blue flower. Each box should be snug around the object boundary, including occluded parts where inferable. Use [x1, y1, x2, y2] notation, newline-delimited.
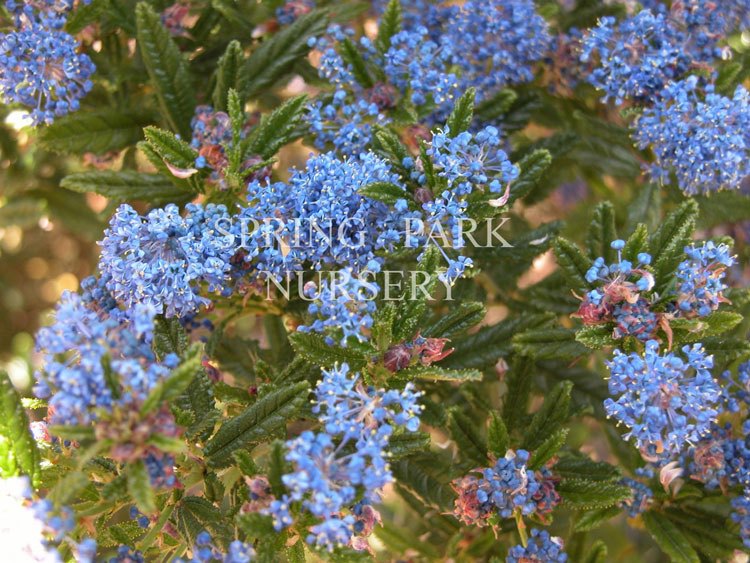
[676, 241, 735, 317]
[507, 528, 567, 562]
[312, 363, 423, 438]
[618, 477, 653, 517]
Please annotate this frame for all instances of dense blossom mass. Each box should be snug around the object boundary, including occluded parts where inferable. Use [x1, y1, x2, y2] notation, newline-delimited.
[605, 340, 720, 459]
[264, 363, 422, 551]
[100, 203, 234, 318]
[8, 0, 750, 560]
[0, 0, 94, 123]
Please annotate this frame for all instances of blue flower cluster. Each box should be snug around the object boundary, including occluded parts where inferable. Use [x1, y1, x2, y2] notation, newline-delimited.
[383, 26, 458, 111]
[300, 269, 379, 345]
[577, 240, 660, 341]
[428, 127, 519, 199]
[276, 0, 314, 25]
[305, 26, 391, 154]
[99, 203, 234, 318]
[451, 450, 560, 527]
[312, 0, 549, 143]
[578, 238, 735, 342]
[580, 3, 750, 195]
[506, 528, 568, 563]
[618, 477, 653, 517]
[0, 0, 94, 124]
[311, 362, 422, 437]
[239, 152, 411, 279]
[676, 242, 735, 316]
[405, 126, 519, 283]
[266, 363, 422, 552]
[381, 0, 550, 103]
[34, 289, 175, 425]
[604, 340, 720, 459]
[580, 10, 697, 104]
[634, 78, 750, 195]
[439, 0, 551, 101]
[0, 476, 95, 563]
[181, 531, 255, 563]
[732, 491, 750, 549]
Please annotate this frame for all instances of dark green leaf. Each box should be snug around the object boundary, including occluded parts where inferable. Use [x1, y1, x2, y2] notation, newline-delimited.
[65, 0, 107, 33]
[371, 303, 397, 352]
[671, 311, 744, 342]
[0, 372, 41, 487]
[153, 317, 189, 358]
[245, 95, 308, 159]
[575, 325, 616, 350]
[575, 506, 621, 532]
[267, 440, 287, 497]
[554, 456, 621, 482]
[557, 478, 631, 509]
[174, 496, 232, 549]
[696, 190, 750, 228]
[513, 328, 588, 361]
[395, 365, 483, 382]
[143, 126, 199, 170]
[39, 110, 151, 155]
[136, 3, 196, 137]
[553, 237, 593, 293]
[392, 458, 455, 511]
[375, 0, 402, 52]
[388, 431, 431, 460]
[475, 89, 518, 123]
[448, 408, 487, 465]
[204, 381, 309, 466]
[423, 302, 485, 338]
[340, 37, 374, 88]
[236, 512, 276, 540]
[641, 511, 700, 563]
[586, 201, 617, 263]
[528, 427, 568, 469]
[650, 200, 698, 293]
[522, 381, 573, 450]
[441, 314, 553, 369]
[508, 149, 552, 205]
[61, 171, 192, 204]
[288, 332, 370, 369]
[141, 344, 203, 415]
[358, 182, 408, 205]
[213, 40, 243, 111]
[127, 460, 156, 514]
[622, 223, 649, 263]
[373, 127, 410, 169]
[487, 412, 509, 458]
[239, 10, 328, 99]
[446, 88, 476, 136]
[715, 61, 743, 96]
